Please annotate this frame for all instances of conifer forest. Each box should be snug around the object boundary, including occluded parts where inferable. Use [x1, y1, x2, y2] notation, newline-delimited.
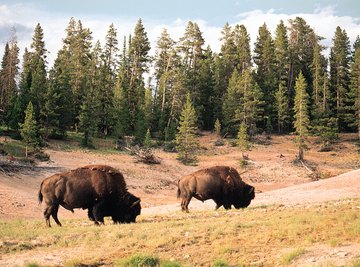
[0, 17, 359, 151]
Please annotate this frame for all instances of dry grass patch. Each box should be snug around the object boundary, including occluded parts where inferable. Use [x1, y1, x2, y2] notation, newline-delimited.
[0, 199, 359, 266]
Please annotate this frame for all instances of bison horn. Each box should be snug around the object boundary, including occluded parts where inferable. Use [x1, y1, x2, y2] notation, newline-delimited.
[249, 187, 254, 195]
[130, 199, 140, 208]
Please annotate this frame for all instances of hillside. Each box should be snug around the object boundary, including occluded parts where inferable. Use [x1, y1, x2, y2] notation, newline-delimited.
[0, 133, 359, 220]
[0, 133, 359, 266]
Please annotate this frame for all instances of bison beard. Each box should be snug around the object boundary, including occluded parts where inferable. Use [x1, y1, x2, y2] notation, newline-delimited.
[38, 165, 141, 227]
[177, 166, 255, 212]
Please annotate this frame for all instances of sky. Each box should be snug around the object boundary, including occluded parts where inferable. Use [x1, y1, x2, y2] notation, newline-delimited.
[0, 0, 360, 67]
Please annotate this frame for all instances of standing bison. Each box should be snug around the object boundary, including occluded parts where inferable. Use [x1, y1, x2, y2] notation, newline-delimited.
[38, 165, 141, 227]
[177, 166, 255, 212]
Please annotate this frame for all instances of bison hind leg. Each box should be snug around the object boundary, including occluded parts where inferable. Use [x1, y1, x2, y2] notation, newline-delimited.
[43, 206, 52, 227]
[51, 205, 62, 226]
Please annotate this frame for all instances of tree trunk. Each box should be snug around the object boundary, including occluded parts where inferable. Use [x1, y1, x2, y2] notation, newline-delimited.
[25, 145, 28, 158]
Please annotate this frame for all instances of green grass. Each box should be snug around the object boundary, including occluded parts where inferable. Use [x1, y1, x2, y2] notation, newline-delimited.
[1, 199, 360, 266]
[280, 248, 306, 265]
[0, 139, 35, 158]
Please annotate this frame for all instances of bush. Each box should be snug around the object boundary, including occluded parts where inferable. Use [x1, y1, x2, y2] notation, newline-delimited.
[123, 254, 160, 267]
[213, 259, 230, 267]
[32, 150, 50, 162]
[161, 261, 181, 267]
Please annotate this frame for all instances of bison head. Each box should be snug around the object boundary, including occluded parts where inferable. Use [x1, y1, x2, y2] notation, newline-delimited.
[232, 184, 255, 209]
[112, 194, 141, 223]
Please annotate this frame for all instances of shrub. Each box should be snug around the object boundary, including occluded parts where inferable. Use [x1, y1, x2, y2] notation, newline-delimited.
[213, 259, 230, 267]
[123, 254, 160, 267]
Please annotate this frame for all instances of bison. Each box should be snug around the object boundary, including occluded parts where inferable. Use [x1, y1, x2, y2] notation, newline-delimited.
[38, 165, 141, 227]
[177, 166, 255, 212]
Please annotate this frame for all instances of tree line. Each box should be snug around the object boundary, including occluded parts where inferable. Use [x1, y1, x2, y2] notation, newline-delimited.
[0, 17, 359, 154]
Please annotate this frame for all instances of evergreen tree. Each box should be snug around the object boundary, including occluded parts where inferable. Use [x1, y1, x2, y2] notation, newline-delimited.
[63, 19, 93, 130]
[329, 26, 351, 131]
[0, 29, 19, 125]
[233, 24, 252, 74]
[253, 23, 277, 130]
[222, 69, 242, 132]
[19, 102, 39, 157]
[45, 48, 73, 138]
[153, 29, 178, 136]
[288, 17, 318, 105]
[113, 37, 131, 138]
[349, 41, 360, 138]
[237, 122, 250, 155]
[274, 20, 290, 87]
[222, 69, 263, 136]
[178, 21, 206, 127]
[236, 69, 264, 136]
[29, 23, 48, 130]
[175, 94, 199, 164]
[275, 82, 290, 133]
[98, 23, 118, 135]
[8, 48, 31, 130]
[214, 118, 221, 137]
[293, 72, 310, 161]
[144, 128, 152, 148]
[197, 46, 215, 129]
[78, 41, 101, 147]
[128, 19, 151, 132]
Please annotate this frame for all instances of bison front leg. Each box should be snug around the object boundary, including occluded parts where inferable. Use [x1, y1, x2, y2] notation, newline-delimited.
[92, 201, 105, 225]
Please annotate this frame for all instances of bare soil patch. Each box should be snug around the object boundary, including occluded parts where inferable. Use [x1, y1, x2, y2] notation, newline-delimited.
[0, 133, 359, 266]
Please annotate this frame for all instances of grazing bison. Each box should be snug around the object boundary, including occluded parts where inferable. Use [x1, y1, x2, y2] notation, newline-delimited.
[177, 166, 255, 212]
[38, 165, 141, 227]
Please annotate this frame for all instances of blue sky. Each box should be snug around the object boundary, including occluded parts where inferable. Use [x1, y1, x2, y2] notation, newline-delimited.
[1, 0, 360, 66]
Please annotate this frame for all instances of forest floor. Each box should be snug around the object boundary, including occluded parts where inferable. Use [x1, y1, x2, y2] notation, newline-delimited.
[0, 132, 359, 266]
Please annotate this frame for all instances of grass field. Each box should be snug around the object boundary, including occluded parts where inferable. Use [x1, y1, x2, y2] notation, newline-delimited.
[1, 199, 359, 266]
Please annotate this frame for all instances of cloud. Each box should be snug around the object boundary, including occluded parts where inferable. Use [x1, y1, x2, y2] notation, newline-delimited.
[233, 7, 360, 55]
[0, 4, 359, 69]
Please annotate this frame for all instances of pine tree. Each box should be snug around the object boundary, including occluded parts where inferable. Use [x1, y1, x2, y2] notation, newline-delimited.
[45, 49, 73, 139]
[237, 122, 250, 155]
[253, 23, 277, 131]
[63, 19, 93, 130]
[275, 82, 290, 133]
[178, 21, 206, 128]
[113, 37, 131, 138]
[329, 26, 351, 131]
[78, 41, 101, 148]
[29, 23, 48, 130]
[97, 23, 119, 136]
[233, 24, 252, 74]
[236, 69, 264, 136]
[144, 128, 152, 148]
[288, 17, 318, 107]
[8, 48, 31, 131]
[293, 72, 310, 161]
[349, 41, 360, 139]
[128, 19, 151, 132]
[175, 94, 199, 164]
[214, 118, 221, 137]
[0, 29, 19, 125]
[19, 102, 39, 157]
[274, 20, 290, 85]
[222, 69, 242, 132]
[197, 46, 215, 129]
[311, 43, 338, 146]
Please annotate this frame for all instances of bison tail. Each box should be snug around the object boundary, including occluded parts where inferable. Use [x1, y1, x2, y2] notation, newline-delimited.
[177, 187, 181, 199]
[38, 182, 43, 204]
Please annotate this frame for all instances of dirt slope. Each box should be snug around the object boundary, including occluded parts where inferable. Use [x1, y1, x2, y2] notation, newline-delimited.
[0, 133, 359, 220]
